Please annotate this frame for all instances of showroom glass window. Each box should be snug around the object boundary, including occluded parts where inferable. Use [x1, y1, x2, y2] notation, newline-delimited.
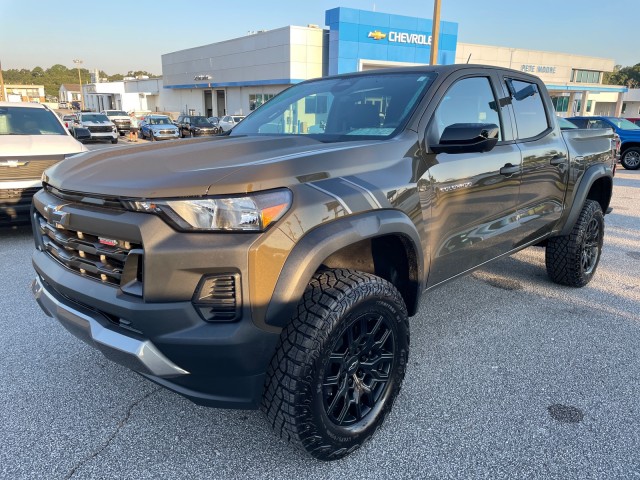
[507, 79, 549, 139]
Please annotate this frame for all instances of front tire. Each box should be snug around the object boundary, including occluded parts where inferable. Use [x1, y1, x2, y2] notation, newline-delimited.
[111, 137, 118, 144]
[545, 200, 604, 287]
[262, 269, 409, 461]
[620, 147, 640, 170]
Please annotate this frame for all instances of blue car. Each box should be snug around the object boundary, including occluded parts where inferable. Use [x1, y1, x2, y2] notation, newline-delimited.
[139, 115, 180, 141]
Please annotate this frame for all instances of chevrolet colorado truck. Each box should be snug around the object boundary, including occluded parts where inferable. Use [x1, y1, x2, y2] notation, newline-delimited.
[31, 65, 614, 460]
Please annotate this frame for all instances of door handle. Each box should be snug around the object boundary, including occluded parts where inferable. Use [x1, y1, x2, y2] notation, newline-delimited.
[499, 163, 520, 176]
[550, 154, 567, 166]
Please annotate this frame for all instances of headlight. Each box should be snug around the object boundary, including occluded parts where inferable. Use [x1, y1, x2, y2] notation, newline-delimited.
[124, 189, 292, 232]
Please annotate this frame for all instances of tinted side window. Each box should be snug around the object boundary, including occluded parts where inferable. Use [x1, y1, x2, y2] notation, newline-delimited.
[431, 76, 502, 142]
[507, 79, 549, 139]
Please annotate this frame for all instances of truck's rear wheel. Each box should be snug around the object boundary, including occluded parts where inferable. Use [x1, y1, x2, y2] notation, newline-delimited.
[262, 269, 409, 461]
[545, 200, 604, 287]
[620, 147, 640, 170]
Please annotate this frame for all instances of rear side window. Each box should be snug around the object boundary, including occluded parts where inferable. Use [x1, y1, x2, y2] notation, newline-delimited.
[507, 79, 549, 140]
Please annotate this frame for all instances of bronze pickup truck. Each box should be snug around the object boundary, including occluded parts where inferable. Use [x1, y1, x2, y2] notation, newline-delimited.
[31, 65, 614, 460]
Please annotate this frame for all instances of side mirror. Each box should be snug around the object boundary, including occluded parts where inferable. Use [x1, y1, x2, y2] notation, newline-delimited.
[430, 123, 499, 154]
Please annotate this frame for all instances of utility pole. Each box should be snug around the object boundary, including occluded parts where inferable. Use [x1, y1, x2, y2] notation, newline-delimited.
[429, 0, 442, 66]
[73, 59, 84, 110]
[0, 60, 5, 102]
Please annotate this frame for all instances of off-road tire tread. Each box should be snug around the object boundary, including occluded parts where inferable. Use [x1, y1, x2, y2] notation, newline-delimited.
[261, 268, 408, 461]
[545, 200, 603, 287]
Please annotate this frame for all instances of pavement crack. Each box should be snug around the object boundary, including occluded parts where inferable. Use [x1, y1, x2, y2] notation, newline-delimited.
[65, 387, 161, 479]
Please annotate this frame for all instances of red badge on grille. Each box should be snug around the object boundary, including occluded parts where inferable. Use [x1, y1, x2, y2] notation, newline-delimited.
[98, 237, 118, 247]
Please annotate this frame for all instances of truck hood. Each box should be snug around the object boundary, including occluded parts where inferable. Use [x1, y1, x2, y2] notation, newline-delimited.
[44, 135, 408, 198]
[1, 134, 87, 156]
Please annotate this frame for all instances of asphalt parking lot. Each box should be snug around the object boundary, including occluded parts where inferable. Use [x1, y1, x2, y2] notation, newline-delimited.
[1, 159, 638, 479]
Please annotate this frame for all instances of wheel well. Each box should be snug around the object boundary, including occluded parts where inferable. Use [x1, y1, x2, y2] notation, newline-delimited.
[620, 142, 640, 155]
[586, 176, 612, 214]
[319, 234, 420, 316]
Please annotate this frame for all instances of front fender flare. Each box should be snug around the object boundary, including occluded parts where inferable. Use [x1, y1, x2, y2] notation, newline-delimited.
[263, 210, 424, 328]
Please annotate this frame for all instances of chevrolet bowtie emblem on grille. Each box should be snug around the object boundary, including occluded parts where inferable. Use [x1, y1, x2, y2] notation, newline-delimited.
[368, 30, 387, 40]
[44, 204, 71, 228]
[0, 160, 29, 167]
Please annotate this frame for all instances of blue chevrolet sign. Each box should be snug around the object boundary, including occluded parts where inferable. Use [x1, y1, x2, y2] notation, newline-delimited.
[325, 7, 458, 75]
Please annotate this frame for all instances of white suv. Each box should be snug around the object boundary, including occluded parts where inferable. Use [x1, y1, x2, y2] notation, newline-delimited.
[0, 102, 87, 223]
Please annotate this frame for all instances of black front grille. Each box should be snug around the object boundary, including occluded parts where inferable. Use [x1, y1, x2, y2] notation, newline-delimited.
[158, 129, 176, 134]
[113, 119, 130, 125]
[36, 213, 142, 288]
[88, 125, 113, 133]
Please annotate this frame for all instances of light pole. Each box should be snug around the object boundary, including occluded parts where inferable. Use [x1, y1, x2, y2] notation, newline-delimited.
[73, 59, 84, 110]
[429, 0, 442, 66]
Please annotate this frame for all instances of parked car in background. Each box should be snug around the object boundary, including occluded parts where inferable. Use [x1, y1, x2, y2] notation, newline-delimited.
[71, 113, 118, 144]
[0, 102, 87, 223]
[101, 110, 131, 136]
[176, 115, 218, 137]
[139, 115, 180, 141]
[567, 116, 640, 169]
[557, 116, 578, 129]
[61, 114, 77, 129]
[207, 116, 222, 133]
[625, 117, 640, 126]
[218, 115, 246, 132]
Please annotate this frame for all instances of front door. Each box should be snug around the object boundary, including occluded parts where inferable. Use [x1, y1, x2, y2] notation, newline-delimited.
[424, 75, 522, 287]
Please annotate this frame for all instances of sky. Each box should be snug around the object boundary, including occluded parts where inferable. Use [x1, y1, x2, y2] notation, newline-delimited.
[0, 0, 637, 75]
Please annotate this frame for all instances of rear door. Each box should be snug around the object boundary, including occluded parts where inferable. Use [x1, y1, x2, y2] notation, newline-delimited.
[422, 71, 523, 287]
[500, 74, 570, 245]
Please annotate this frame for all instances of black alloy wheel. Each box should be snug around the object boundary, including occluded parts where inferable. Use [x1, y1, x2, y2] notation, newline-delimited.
[580, 214, 600, 275]
[322, 312, 395, 426]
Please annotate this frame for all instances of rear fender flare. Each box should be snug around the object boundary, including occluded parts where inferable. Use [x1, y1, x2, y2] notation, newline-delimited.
[559, 163, 612, 236]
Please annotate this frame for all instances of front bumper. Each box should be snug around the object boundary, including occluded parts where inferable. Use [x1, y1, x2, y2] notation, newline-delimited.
[30, 189, 282, 409]
[151, 130, 179, 140]
[32, 276, 188, 377]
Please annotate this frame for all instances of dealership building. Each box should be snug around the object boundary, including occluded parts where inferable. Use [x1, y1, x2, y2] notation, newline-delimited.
[84, 7, 627, 118]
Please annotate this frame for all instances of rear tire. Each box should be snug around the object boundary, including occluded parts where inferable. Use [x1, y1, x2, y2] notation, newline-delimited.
[262, 269, 409, 461]
[545, 200, 604, 287]
[620, 147, 640, 170]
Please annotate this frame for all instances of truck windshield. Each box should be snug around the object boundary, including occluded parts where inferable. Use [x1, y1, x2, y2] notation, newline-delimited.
[0, 106, 67, 135]
[107, 111, 128, 116]
[231, 72, 436, 141]
[609, 117, 640, 130]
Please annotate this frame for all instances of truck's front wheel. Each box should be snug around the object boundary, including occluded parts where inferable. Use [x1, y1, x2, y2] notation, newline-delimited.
[545, 200, 604, 287]
[262, 269, 409, 461]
